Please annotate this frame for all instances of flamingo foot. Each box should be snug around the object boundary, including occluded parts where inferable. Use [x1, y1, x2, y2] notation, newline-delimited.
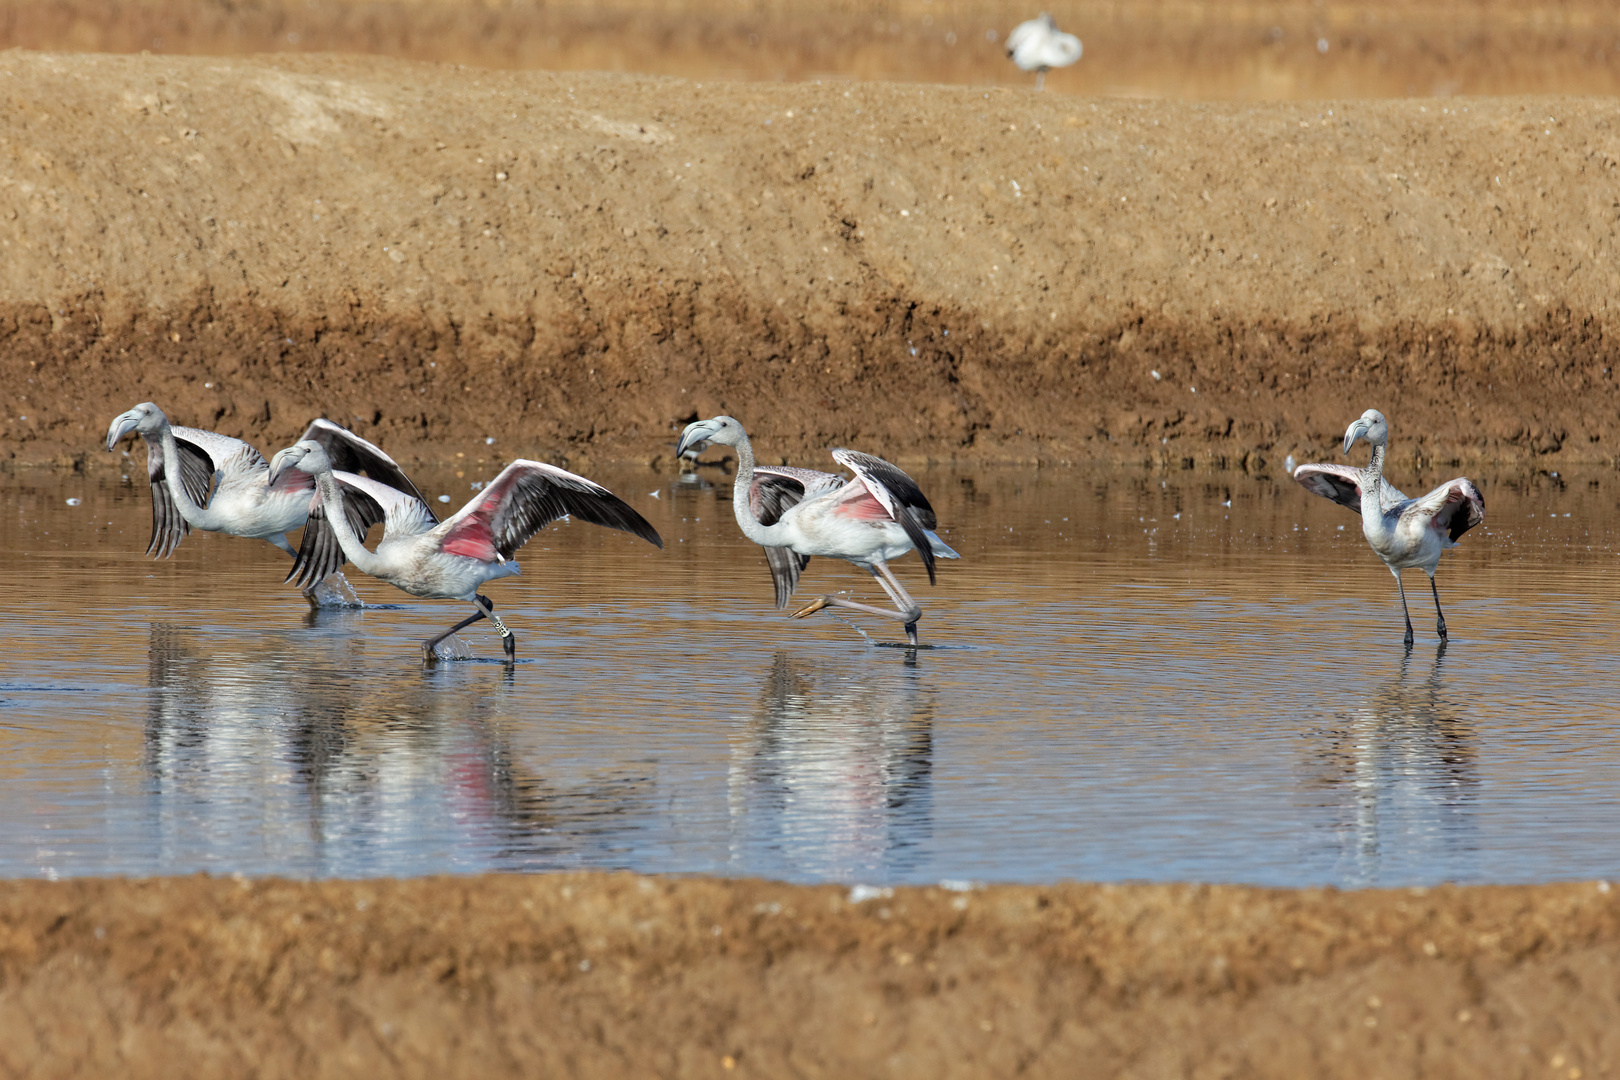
[1436, 618, 1448, 640]
[791, 596, 832, 620]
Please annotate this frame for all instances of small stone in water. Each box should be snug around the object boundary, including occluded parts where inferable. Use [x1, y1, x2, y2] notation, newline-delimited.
[65, 498, 82, 506]
[437, 495, 451, 503]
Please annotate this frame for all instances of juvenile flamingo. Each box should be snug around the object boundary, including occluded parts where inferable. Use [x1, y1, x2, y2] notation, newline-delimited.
[1006, 13, 1082, 90]
[674, 415, 958, 645]
[270, 440, 663, 661]
[1294, 408, 1485, 645]
[106, 402, 424, 597]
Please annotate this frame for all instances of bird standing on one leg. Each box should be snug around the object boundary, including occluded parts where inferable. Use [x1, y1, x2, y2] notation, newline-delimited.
[675, 415, 958, 646]
[1293, 409, 1485, 646]
[1006, 13, 1082, 91]
[271, 440, 663, 662]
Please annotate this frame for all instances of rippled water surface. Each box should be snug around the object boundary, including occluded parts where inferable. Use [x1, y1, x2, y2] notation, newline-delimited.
[2, 461, 1618, 887]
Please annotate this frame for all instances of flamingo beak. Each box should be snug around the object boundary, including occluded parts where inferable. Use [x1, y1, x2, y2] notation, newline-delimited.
[267, 447, 299, 487]
[106, 411, 141, 451]
[675, 421, 715, 459]
[1343, 418, 1370, 455]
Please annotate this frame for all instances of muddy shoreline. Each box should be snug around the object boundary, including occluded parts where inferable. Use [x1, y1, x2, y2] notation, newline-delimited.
[1, 873, 1615, 1078]
[2, 52, 1617, 471]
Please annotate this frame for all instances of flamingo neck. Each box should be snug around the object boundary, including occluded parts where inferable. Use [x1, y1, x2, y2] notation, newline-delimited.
[728, 430, 788, 546]
[315, 469, 385, 577]
[1361, 441, 1388, 512]
[156, 424, 221, 530]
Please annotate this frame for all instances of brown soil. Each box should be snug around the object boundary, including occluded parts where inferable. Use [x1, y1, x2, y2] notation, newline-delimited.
[0, 50, 1617, 471]
[4, 0, 1620, 100]
[0, 874, 1615, 1078]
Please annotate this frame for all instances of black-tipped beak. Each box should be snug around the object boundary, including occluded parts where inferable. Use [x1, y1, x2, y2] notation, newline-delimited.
[675, 426, 709, 460]
[267, 447, 297, 487]
[1343, 419, 1369, 455]
[106, 412, 140, 451]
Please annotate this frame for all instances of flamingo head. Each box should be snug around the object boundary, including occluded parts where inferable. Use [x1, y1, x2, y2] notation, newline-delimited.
[1343, 409, 1389, 455]
[268, 439, 335, 486]
[106, 402, 169, 450]
[676, 415, 744, 458]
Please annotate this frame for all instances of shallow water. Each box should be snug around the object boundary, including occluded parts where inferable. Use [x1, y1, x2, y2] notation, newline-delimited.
[1, 461, 1618, 887]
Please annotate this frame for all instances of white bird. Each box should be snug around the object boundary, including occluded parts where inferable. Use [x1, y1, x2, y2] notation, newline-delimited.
[270, 439, 663, 662]
[674, 415, 959, 646]
[1006, 13, 1082, 91]
[1293, 409, 1485, 646]
[106, 402, 425, 597]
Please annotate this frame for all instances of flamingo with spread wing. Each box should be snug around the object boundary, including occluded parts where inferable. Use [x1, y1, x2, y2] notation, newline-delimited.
[675, 415, 958, 646]
[271, 440, 663, 661]
[1294, 408, 1485, 646]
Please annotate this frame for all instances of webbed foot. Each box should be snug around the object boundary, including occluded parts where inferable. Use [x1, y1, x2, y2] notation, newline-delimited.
[791, 596, 832, 620]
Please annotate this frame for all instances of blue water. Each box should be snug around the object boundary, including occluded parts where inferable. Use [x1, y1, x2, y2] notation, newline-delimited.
[1, 463, 1617, 887]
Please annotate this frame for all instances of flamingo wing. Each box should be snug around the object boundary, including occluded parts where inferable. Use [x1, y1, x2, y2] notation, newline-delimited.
[299, 418, 431, 508]
[1404, 478, 1486, 541]
[139, 427, 220, 558]
[439, 460, 663, 562]
[828, 448, 939, 584]
[751, 466, 836, 608]
[1292, 463, 1365, 513]
[181, 429, 276, 498]
[286, 471, 395, 590]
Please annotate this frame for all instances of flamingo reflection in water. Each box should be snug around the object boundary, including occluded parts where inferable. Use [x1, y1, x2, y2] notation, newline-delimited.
[727, 652, 936, 881]
[1303, 644, 1478, 887]
[142, 623, 655, 873]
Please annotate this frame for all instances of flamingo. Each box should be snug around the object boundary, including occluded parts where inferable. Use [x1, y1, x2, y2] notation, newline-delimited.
[1006, 13, 1082, 91]
[1293, 409, 1485, 646]
[106, 402, 426, 597]
[269, 439, 663, 662]
[674, 415, 958, 646]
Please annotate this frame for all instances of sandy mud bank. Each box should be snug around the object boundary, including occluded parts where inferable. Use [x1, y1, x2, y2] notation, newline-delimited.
[1, 874, 1617, 1078]
[5, 0, 1620, 100]
[0, 52, 1616, 468]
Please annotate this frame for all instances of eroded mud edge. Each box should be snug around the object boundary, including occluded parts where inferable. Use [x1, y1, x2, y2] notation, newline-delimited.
[5, 295, 1615, 472]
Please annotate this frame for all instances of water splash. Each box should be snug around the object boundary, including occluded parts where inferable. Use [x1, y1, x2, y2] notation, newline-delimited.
[431, 635, 473, 661]
[309, 573, 363, 609]
[824, 607, 875, 646]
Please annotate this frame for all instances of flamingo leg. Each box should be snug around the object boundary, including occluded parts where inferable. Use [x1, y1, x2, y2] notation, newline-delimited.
[476, 593, 517, 660]
[423, 594, 509, 662]
[792, 561, 923, 645]
[1392, 568, 1415, 647]
[1429, 574, 1449, 640]
[1035, 69, 1046, 91]
[873, 561, 924, 645]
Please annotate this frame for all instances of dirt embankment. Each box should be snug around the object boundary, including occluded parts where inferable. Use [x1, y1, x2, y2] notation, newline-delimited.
[2, 874, 1617, 1078]
[2, 51, 1618, 470]
[4, 0, 1620, 101]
